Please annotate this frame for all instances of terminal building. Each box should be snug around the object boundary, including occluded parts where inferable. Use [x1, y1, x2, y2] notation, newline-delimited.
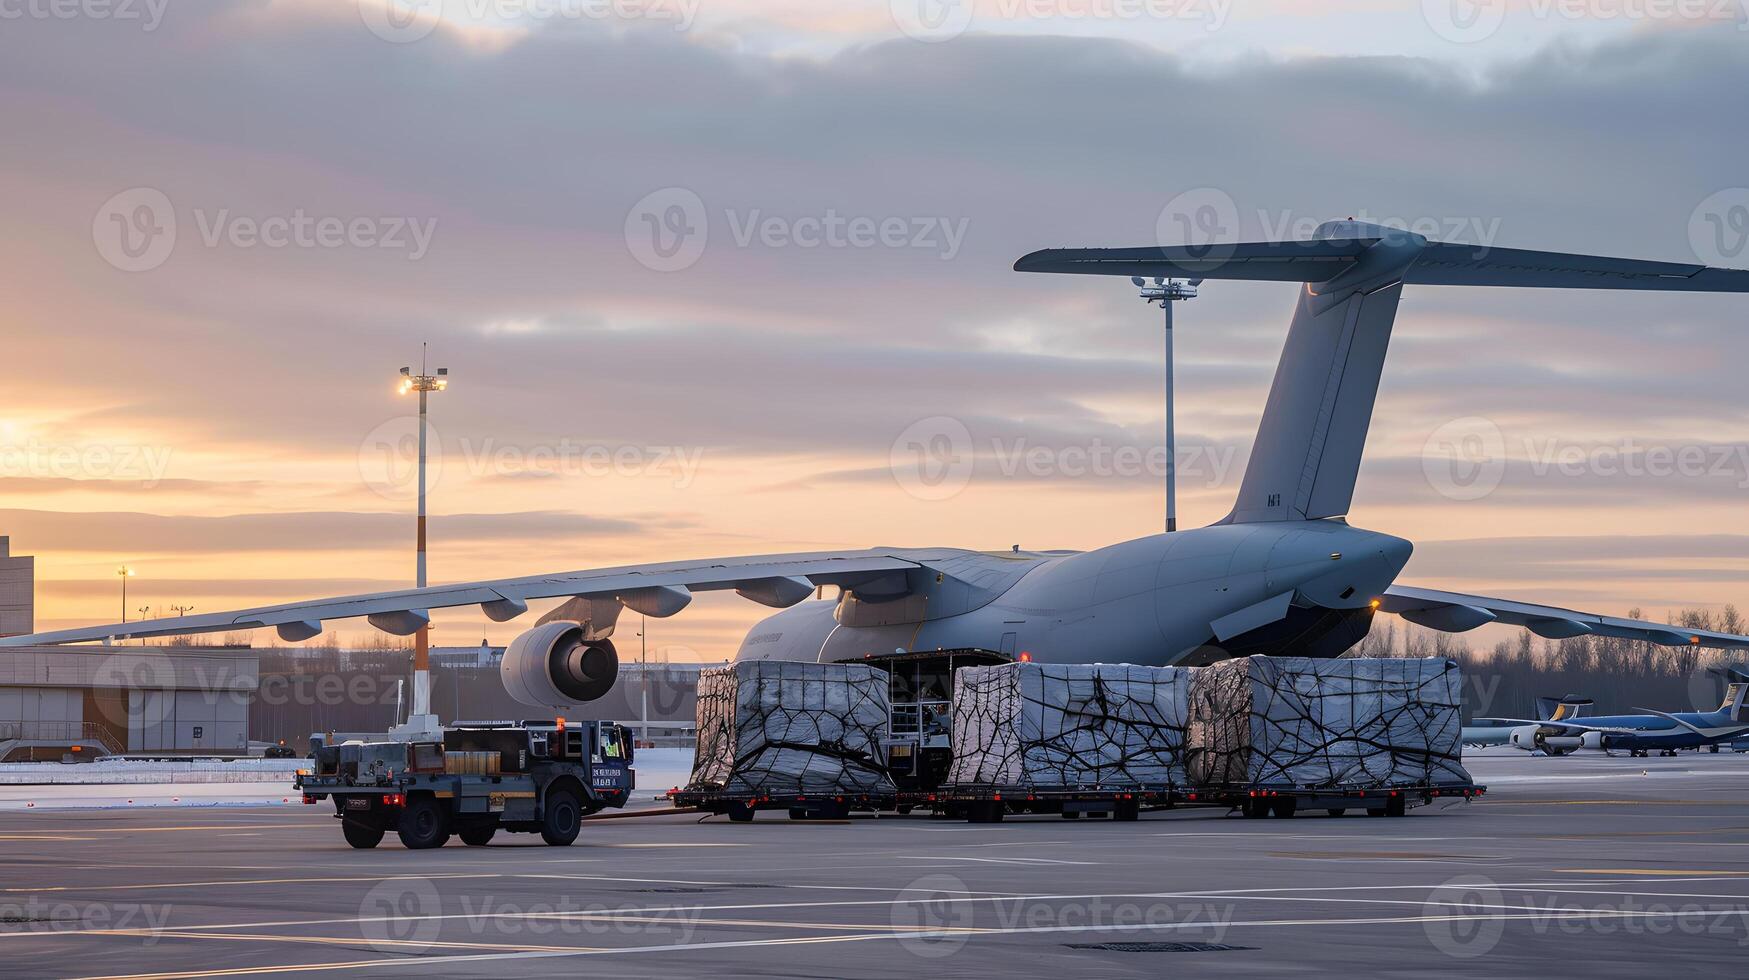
[0, 539, 259, 761]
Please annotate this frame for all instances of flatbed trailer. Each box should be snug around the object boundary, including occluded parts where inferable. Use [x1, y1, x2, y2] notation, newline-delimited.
[1188, 782, 1486, 819]
[934, 783, 1179, 822]
[668, 787, 902, 821]
[297, 720, 635, 849]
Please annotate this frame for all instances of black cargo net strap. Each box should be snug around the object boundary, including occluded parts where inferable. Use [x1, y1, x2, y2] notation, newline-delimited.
[1185, 656, 1471, 790]
[947, 663, 1191, 790]
[687, 662, 897, 796]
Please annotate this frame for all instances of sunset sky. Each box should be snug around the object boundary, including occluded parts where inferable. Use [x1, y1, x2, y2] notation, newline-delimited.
[3, 1, 1746, 660]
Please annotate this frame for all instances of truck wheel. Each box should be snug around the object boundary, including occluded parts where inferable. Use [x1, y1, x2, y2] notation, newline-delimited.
[459, 825, 497, 847]
[396, 797, 450, 850]
[541, 788, 583, 846]
[342, 818, 384, 849]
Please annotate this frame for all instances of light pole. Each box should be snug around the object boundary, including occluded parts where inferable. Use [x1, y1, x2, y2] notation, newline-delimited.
[398, 347, 448, 729]
[1134, 277, 1199, 533]
[117, 565, 134, 623]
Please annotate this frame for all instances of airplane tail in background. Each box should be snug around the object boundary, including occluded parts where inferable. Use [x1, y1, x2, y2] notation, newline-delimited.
[1536, 695, 1594, 722]
[1016, 221, 1749, 526]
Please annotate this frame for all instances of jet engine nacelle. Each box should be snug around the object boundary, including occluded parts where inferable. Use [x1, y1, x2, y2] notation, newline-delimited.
[1510, 724, 1585, 755]
[501, 621, 619, 709]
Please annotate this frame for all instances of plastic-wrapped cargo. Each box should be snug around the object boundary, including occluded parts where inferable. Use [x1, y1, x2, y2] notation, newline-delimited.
[687, 660, 895, 796]
[946, 662, 1191, 789]
[1185, 656, 1470, 789]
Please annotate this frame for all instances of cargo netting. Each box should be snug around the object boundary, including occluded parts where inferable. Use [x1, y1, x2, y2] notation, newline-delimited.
[945, 662, 1191, 789]
[687, 660, 896, 796]
[1185, 656, 1470, 790]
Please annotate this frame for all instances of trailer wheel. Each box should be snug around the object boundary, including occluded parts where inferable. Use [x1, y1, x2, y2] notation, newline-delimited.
[396, 796, 450, 850]
[967, 801, 1004, 823]
[787, 807, 811, 821]
[1385, 795, 1407, 818]
[727, 803, 755, 823]
[1325, 808, 1347, 817]
[1269, 798, 1297, 819]
[1242, 799, 1269, 819]
[541, 788, 584, 846]
[342, 818, 384, 849]
[1366, 807, 1386, 817]
[1114, 801, 1140, 822]
[1061, 810, 1082, 820]
[459, 825, 497, 846]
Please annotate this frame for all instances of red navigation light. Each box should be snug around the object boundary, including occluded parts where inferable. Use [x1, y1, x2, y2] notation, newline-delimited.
[1018, 651, 1033, 662]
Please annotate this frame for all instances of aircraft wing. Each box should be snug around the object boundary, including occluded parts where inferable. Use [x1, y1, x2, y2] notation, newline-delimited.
[0, 549, 935, 646]
[1378, 585, 1749, 649]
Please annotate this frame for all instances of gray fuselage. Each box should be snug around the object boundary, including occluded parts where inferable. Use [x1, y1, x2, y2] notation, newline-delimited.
[735, 519, 1411, 667]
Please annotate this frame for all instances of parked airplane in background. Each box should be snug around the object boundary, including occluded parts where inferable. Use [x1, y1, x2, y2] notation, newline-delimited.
[1462, 694, 1593, 748]
[7, 221, 1749, 714]
[1478, 667, 1749, 756]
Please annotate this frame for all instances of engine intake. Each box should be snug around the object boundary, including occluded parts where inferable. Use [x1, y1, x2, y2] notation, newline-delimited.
[501, 621, 620, 709]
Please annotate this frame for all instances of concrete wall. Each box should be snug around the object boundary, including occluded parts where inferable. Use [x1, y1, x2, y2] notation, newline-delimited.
[0, 537, 33, 637]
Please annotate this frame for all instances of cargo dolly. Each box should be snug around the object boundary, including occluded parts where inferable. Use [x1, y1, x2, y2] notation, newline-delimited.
[933, 783, 1180, 822]
[1189, 781, 1486, 819]
[667, 787, 900, 821]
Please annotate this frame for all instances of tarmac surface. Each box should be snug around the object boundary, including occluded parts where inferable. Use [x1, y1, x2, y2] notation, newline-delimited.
[4, 749, 1749, 978]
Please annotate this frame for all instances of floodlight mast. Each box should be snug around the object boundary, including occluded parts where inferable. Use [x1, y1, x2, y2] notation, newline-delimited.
[1133, 276, 1198, 532]
[397, 344, 449, 727]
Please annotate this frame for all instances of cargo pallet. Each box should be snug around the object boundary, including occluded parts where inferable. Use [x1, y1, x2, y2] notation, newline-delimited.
[1187, 782, 1486, 819]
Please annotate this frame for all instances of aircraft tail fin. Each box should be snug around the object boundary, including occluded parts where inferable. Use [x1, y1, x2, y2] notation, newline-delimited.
[1536, 694, 1594, 722]
[1016, 222, 1749, 525]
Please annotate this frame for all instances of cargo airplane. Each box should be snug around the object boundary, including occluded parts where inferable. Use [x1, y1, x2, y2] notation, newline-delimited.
[1475, 667, 1749, 757]
[8, 221, 1749, 713]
